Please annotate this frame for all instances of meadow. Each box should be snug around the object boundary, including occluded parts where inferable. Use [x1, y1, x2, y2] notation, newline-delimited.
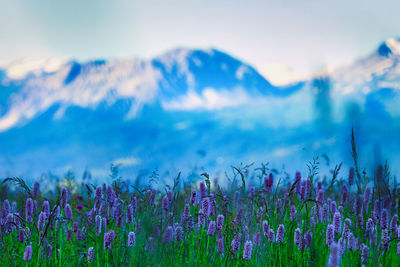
[0, 134, 399, 266]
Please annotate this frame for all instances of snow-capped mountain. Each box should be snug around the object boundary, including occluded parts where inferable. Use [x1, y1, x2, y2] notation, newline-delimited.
[0, 48, 303, 132]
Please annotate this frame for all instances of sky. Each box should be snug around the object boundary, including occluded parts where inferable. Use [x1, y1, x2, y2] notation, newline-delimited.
[1, 0, 400, 84]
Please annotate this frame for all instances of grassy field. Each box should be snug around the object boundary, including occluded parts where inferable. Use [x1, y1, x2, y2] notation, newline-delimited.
[0, 137, 399, 266]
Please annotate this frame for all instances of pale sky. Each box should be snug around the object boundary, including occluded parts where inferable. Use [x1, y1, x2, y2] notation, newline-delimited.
[1, 0, 399, 84]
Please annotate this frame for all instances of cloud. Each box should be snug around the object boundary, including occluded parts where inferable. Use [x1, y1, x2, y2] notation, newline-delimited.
[161, 87, 251, 111]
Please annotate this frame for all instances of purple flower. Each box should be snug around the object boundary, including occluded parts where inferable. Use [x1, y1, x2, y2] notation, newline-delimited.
[243, 241, 253, 260]
[128, 232, 136, 247]
[328, 242, 340, 267]
[162, 196, 169, 211]
[131, 196, 137, 213]
[175, 226, 183, 242]
[23, 245, 32, 261]
[338, 237, 346, 255]
[216, 214, 224, 231]
[381, 209, 388, 229]
[76, 204, 84, 212]
[326, 224, 334, 246]
[348, 167, 354, 186]
[46, 244, 52, 259]
[268, 173, 274, 189]
[249, 187, 255, 198]
[262, 220, 270, 237]
[94, 186, 102, 208]
[390, 215, 398, 235]
[294, 228, 301, 245]
[38, 212, 46, 231]
[163, 226, 173, 244]
[348, 233, 355, 250]
[341, 185, 348, 206]
[231, 234, 240, 254]
[290, 205, 296, 220]
[217, 237, 225, 254]
[353, 195, 363, 216]
[18, 229, 24, 242]
[61, 188, 67, 209]
[342, 218, 351, 238]
[253, 231, 261, 246]
[361, 244, 369, 263]
[268, 229, 275, 242]
[106, 186, 115, 206]
[333, 211, 342, 234]
[321, 204, 328, 222]
[199, 182, 207, 198]
[363, 188, 371, 210]
[103, 230, 116, 249]
[64, 204, 73, 220]
[33, 182, 40, 198]
[66, 228, 72, 241]
[234, 209, 243, 225]
[276, 224, 285, 243]
[201, 198, 210, 218]
[316, 189, 325, 203]
[76, 229, 83, 240]
[87, 247, 94, 263]
[95, 215, 102, 235]
[207, 221, 216, 236]
[25, 198, 33, 223]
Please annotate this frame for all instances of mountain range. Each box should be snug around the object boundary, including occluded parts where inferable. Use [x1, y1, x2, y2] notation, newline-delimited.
[0, 38, 400, 182]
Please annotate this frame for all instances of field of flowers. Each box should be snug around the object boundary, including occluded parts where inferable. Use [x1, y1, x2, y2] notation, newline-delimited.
[0, 142, 400, 266]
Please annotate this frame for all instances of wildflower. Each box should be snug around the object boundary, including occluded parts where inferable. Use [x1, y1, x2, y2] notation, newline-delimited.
[26, 198, 33, 223]
[338, 237, 346, 255]
[198, 211, 205, 227]
[76, 204, 84, 212]
[353, 195, 363, 216]
[262, 220, 270, 237]
[317, 189, 325, 203]
[183, 204, 190, 220]
[342, 218, 351, 238]
[33, 182, 40, 198]
[175, 226, 183, 242]
[61, 188, 67, 208]
[18, 229, 24, 242]
[348, 233, 355, 250]
[294, 228, 301, 245]
[128, 232, 136, 247]
[217, 237, 225, 254]
[87, 247, 94, 263]
[341, 185, 348, 206]
[231, 234, 240, 254]
[290, 205, 296, 220]
[268, 173, 274, 189]
[199, 182, 207, 198]
[268, 229, 275, 242]
[276, 224, 285, 243]
[106, 186, 115, 206]
[328, 242, 340, 267]
[66, 228, 72, 241]
[201, 198, 210, 217]
[163, 226, 173, 244]
[64, 204, 73, 220]
[390, 215, 398, 236]
[348, 168, 354, 186]
[162, 196, 169, 211]
[234, 191, 240, 209]
[216, 214, 224, 231]
[249, 187, 255, 198]
[46, 244, 52, 259]
[363, 188, 371, 211]
[76, 229, 83, 240]
[95, 215, 102, 235]
[104, 230, 116, 249]
[360, 244, 369, 263]
[43, 201, 50, 218]
[234, 209, 243, 224]
[321, 204, 328, 222]
[304, 231, 313, 246]
[381, 209, 388, 229]
[131, 196, 137, 213]
[243, 241, 253, 260]
[38, 212, 46, 231]
[333, 211, 342, 234]
[253, 231, 261, 246]
[295, 171, 301, 193]
[23, 245, 32, 262]
[207, 221, 216, 236]
[326, 224, 334, 246]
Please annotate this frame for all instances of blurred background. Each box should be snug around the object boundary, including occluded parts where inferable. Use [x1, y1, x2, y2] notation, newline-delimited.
[1, 0, 400, 184]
